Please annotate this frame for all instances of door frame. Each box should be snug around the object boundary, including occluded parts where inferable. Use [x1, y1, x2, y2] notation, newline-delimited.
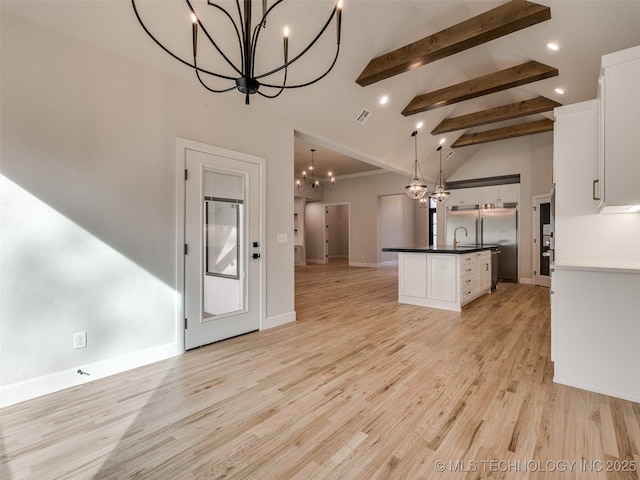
[323, 203, 350, 264]
[532, 193, 552, 287]
[176, 137, 266, 351]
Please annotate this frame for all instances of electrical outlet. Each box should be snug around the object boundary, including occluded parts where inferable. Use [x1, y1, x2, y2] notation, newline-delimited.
[73, 331, 87, 349]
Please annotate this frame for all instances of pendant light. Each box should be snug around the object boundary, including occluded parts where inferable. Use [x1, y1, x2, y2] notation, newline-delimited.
[405, 131, 428, 200]
[431, 146, 450, 202]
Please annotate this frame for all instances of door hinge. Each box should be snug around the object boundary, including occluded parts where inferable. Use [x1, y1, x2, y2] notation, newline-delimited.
[533, 206, 536, 211]
[184, 318, 188, 329]
[184, 244, 189, 255]
[185, 169, 188, 180]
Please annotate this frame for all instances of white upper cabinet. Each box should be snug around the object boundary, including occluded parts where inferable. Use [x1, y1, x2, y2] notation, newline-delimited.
[480, 185, 519, 204]
[448, 188, 479, 207]
[599, 45, 640, 213]
[448, 185, 519, 207]
[553, 100, 600, 217]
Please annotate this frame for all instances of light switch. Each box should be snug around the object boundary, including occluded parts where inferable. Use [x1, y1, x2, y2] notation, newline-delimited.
[277, 233, 288, 243]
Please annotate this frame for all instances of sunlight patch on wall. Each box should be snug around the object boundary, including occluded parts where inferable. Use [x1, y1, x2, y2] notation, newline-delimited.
[0, 175, 178, 386]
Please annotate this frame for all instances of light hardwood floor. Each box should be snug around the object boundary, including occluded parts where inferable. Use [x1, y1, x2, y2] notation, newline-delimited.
[2, 260, 639, 479]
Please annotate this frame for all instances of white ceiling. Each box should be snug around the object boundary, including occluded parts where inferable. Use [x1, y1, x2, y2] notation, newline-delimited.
[3, 0, 640, 183]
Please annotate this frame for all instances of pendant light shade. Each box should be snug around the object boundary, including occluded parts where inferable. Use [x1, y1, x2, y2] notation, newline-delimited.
[405, 131, 428, 200]
[431, 146, 450, 202]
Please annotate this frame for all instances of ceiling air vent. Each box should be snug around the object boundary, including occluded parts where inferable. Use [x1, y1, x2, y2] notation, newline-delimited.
[355, 108, 372, 125]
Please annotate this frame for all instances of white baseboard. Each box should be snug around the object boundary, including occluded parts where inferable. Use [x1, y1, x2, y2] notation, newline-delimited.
[263, 311, 296, 330]
[519, 277, 533, 284]
[348, 262, 377, 267]
[0, 342, 182, 408]
[378, 260, 398, 267]
[306, 259, 325, 264]
[553, 376, 639, 403]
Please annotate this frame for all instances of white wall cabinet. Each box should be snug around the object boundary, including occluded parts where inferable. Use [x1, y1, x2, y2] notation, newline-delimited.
[447, 188, 479, 207]
[598, 45, 640, 212]
[448, 185, 519, 208]
[553, 100, 600, 222]
[480, 185, 519, 204]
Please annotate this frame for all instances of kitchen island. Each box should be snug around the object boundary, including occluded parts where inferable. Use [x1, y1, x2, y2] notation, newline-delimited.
[382, 246, 492, 311]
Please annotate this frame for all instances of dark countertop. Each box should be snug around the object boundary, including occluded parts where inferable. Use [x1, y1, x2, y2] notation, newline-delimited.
[382, 245, 495, 254]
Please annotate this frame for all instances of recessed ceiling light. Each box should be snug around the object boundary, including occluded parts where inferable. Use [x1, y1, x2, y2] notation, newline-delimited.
[379, 95, 388, 105]
[439, 138, 446, 145]
[547, 42, 559, 51]
[555, 88, 565, 95]
[416, 121, 423, 129]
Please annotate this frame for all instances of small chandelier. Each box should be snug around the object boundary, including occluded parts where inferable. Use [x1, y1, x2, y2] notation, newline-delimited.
[431, 146, 450, 202]
[417, 197, 430, 209]
[405, 131, 428, 200]
[131, 0, 343, 105]
[297, 149, 335, 192]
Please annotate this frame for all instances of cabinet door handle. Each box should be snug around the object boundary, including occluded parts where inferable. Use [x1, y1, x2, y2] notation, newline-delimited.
[592, 179, 601, 201]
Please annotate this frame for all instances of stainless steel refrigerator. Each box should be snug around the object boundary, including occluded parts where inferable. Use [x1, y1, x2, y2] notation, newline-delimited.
[446, 203, 518, 282]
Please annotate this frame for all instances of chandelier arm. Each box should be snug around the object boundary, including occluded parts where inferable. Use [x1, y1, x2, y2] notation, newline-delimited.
[131, 0, 238, 81]
[259, 44, 339, 89]
[195, 65, 239, 93]
[233, 0, 245, 58]
[255, 5, 337, 80]
[256, 67, 287, 98]
[188, 0, 243, 76]
[250, 0, 286, 77]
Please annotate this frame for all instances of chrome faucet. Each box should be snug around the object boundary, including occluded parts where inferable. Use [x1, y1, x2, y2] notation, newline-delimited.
[453, 226, 468, 249]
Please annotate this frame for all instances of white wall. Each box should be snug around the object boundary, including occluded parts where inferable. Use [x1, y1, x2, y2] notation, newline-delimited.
[323, 172, 411, 265]
[378, 194, 416, 263]
[0, 14, 295, 402]
[447, 133, 554, 281]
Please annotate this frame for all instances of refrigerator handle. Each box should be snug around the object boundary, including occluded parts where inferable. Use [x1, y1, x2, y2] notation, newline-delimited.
[475, 218, 479, 244]
[480, 217, 484, 245]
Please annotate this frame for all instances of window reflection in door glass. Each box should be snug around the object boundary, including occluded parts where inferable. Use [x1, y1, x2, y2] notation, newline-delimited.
[203, 171, 245, 318]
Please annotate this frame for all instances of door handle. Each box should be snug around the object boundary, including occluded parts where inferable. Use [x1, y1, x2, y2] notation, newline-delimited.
[593, 179, 601, 201]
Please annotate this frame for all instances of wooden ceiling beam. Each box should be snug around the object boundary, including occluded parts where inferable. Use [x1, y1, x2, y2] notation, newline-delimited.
[451, 118, 554, 148]
[355, 0, 551, 87]
[431, 96, 562, 134]
[402, 61, 558, 116]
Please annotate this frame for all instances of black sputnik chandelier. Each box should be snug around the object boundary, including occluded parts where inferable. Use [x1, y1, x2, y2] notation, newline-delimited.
[131, 0, 343, 105]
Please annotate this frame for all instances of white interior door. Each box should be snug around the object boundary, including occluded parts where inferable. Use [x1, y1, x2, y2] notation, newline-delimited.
[184, 147, 263, 350]
[533, 194, 552, 287]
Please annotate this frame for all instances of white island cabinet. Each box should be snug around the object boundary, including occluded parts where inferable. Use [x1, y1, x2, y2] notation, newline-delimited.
[385, 247, 491, 312]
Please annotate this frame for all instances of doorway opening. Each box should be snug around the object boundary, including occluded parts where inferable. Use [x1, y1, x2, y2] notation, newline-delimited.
[324, 204, 349, 264]
[533, 193, 552, 287]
